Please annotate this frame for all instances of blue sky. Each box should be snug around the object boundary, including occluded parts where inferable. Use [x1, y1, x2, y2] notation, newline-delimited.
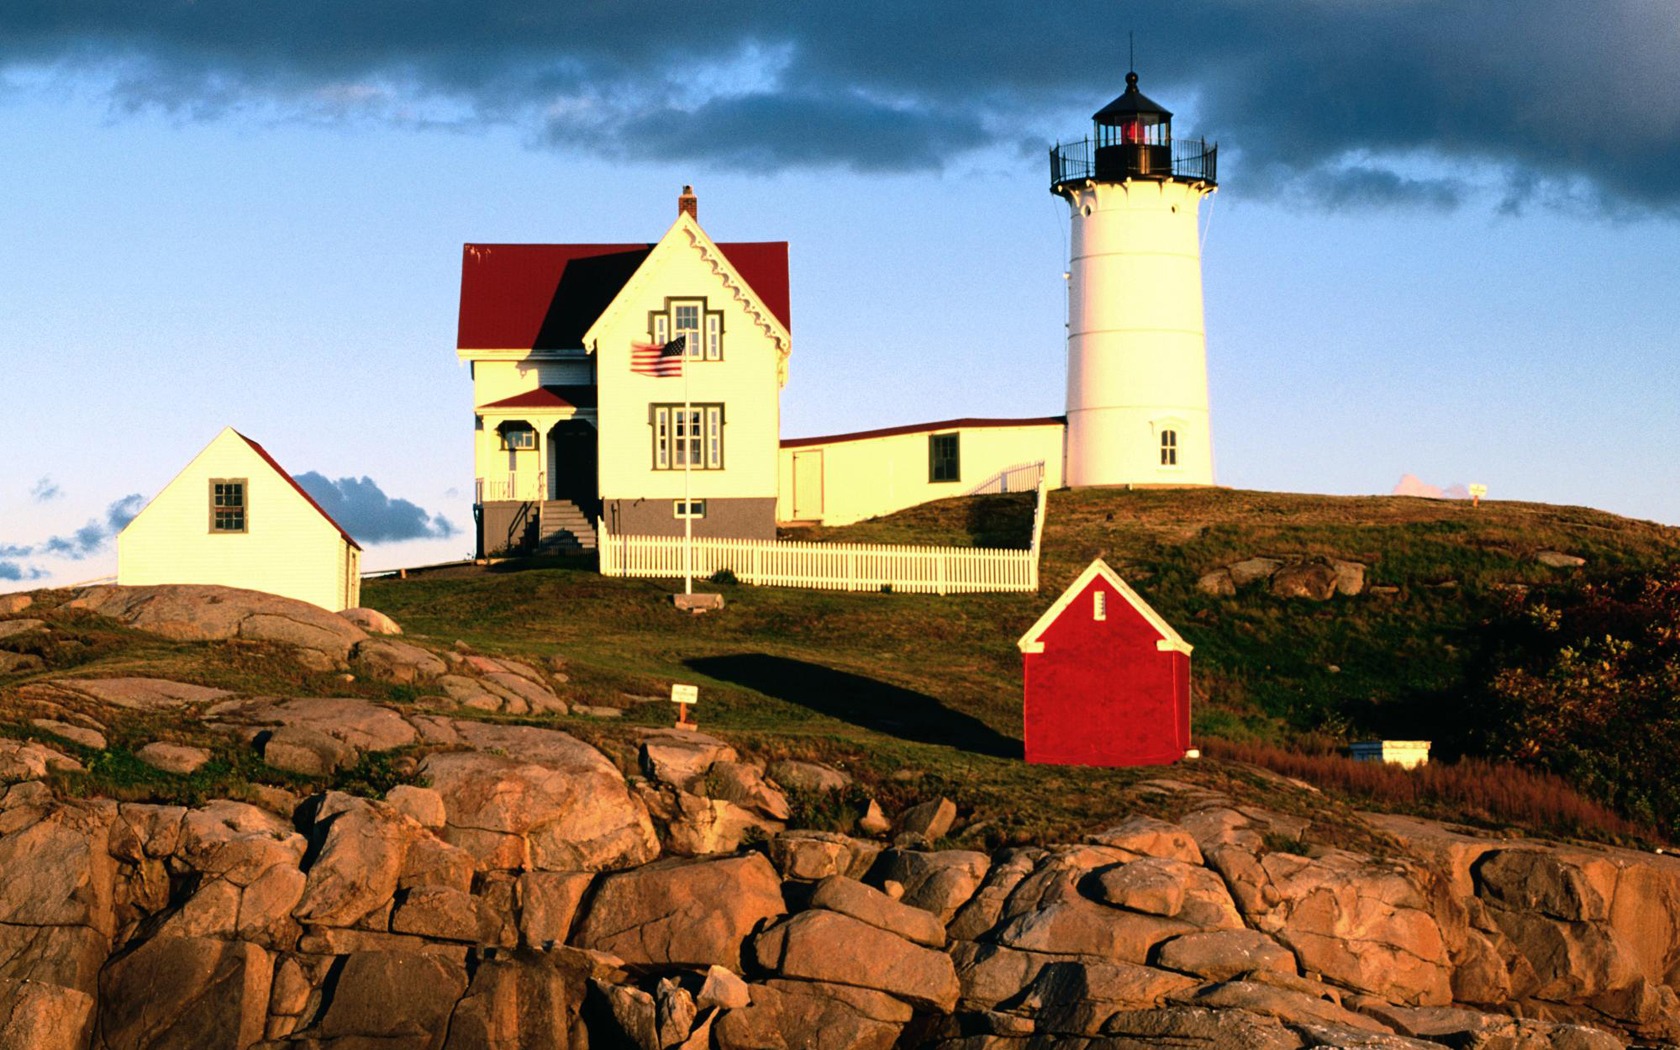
[3, 2, 1678, 589]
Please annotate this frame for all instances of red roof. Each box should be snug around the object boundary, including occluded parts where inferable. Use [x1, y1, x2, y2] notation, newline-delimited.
[457, 240, 791, 351]
[235, 431, 362, 551]
[478, 385, 599, 411]
[781, 416, 1066, 450]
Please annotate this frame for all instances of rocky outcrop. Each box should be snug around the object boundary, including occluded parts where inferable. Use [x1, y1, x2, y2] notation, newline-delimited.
[1198, 555, 1368, 599]
[66, 584, 370, 669]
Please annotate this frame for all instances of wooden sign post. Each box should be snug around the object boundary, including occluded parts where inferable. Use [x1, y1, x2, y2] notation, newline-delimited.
[1468, 483, 1487, 508]
[671, 683, 699, 731]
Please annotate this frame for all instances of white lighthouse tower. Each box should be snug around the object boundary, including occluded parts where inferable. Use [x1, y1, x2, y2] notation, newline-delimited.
[1052, 71, 1218, 488]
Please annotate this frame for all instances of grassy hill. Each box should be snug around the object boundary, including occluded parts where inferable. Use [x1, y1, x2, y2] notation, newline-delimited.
[360, 487, 1680, 844]
[6, 487, 1677, 849]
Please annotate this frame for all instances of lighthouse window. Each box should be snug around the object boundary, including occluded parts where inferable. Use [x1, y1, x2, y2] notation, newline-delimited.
[929, 433, 961, 483]
[1160, 430, 1179, 467]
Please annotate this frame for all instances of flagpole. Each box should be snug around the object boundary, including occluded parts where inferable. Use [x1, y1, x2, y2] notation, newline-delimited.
[683, 345, 693, 596]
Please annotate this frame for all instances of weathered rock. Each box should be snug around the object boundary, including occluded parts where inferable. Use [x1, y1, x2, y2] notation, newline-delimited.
[0, 651, 44, 674]
[175, 800, 306, 886]
[441, 954, 584, 1050]
[37, 676, 231, 710]
[705, 760, 792, 820]
[213, 695, 419, 752]
[1156, 928, 1300, 981]
[1228, 557, 1284, 586]
[766, 758, 851, 794]
[135, 741, 211, 775]
[1537, 551, 1587, 568]
[870, 848, 991, 923]
[713, 978, 911, 1050]
[574, 853, 785, 968]
[340, 606, 403, 634]
[1196, 569, 1237, 596]
[810, 874, 947, 948]
[261, 724, 356, 776]
[97, 936, 271, 1050]
[697, 964, 751, 1010]
[397, 834, 476, 894]
[1183, 979, 1395, 1034]
[1094, 856, 1243, 928]
[948, 848, 1044, 941]
[67, 583, 368, 660]
[598, 980, 660, 1050]
[1100, 1004, 1307, 1049]
[353, 637, 447, 684]
[520, 870, 594, 948]
[1021, 959, 1200, 1036]
[896, 797, 958, 840]
[25, 719, 104, 752]
[656, 977, 698, 1049]
[391, 885, 482, 942]
[293, 793, 419, 928]
[438, 673, 503, 709]
[386, 784, 447, 829]
[1270, 560, 1339, 601]
[640, 730, 738, 790]
[0, 619, 46, 640]
[1331, 559, 1368, 596]
[857, 799, 892, 835]
[1378, 1005, 1625, 1050]
[0, 977, 95, 1050]
[769, 830, 879, 882]
[994, 858, 1193, 962]
[754, 909, 960, 1012]
[482, 671, 567, 713]
[1086, 815, 1204, 865]
[0, 593, 33, 615]
[638, 783, 782, 857]
[314, 951, 469, 1042]
[422, 722, 658, 872]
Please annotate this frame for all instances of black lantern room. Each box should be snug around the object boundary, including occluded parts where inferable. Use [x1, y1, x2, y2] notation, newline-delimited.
[1050, 70, 1216, 191]
[1094, 71, 1172, 179]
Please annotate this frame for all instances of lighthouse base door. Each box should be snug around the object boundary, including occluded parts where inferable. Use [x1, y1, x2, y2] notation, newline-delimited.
[792, 451, 824, 521]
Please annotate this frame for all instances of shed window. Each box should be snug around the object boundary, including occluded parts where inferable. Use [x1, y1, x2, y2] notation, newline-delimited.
[1093, 590, 1107, 621]
[929, 433, 960, 483]
[1160, 429, 1178, 467]
[210, 479, 247, 533]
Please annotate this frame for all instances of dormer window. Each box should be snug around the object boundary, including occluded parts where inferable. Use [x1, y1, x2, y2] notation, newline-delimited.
[651, 299, 723, 361]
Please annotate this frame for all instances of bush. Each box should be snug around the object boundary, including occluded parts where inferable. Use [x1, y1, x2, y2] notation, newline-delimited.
[1204, 738, 1651, 845]
[708, 568, 739, 585]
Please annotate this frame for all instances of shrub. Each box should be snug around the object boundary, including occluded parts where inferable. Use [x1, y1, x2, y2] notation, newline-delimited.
[1203, 738, 1652, 845]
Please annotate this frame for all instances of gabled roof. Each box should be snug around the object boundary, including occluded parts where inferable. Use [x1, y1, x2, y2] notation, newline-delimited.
[478, 385, 599, 412]
[457, 238, 791, 352]
[1017, 557, 1189, 655]
[235, 431, 362, 551]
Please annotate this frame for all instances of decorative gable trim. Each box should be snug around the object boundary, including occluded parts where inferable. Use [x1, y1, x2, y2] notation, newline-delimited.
[582, 212, 793, 386]
[1017, 557, 1191, 655]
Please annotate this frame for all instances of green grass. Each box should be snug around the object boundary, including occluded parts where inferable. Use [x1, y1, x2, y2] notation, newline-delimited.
[7, 487, 1678, 846]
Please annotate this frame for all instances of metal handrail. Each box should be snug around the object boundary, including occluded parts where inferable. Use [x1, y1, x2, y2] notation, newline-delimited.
[1050, 137, 1218, 189]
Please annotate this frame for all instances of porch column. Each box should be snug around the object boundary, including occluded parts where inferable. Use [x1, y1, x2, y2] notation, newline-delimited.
[536, 422, 549, 502]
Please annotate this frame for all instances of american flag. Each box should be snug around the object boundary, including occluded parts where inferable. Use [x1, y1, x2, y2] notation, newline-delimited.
[631, 336, 686, 377]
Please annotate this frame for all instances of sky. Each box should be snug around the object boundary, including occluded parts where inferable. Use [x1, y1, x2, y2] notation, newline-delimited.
[3, 1, 1679, 590]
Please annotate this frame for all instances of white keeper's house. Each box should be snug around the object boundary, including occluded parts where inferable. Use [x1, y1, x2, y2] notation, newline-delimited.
[118, 427, 364, 611]
[457, 70, 1219, 551]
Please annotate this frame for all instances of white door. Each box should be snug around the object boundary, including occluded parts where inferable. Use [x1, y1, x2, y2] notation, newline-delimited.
[792, 451, 823, 520]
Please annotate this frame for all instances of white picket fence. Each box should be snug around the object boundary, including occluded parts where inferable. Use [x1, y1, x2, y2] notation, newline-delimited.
[599, 468, 1049, 595]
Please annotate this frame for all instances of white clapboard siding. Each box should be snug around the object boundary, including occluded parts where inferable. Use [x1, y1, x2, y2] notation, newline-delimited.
[602, 473, 1049, 595]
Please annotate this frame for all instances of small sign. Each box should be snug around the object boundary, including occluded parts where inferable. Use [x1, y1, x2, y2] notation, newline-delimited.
[1468, 483, 1488, 507]
[671, 683, 699, 706]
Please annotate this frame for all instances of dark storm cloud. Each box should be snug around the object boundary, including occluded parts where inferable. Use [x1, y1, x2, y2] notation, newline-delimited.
[3, 1, 1677, 212]
[294, 472, 457, 544]
[0, 494, 145, 561]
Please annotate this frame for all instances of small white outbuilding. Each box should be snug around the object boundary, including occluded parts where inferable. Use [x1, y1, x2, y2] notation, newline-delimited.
[118, 428, 363, 611]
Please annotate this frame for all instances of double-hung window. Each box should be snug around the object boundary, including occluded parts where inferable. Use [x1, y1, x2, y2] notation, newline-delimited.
[1160, 429, 1179, 467]
[929, 433, 960, 483]
[210, 479, 247, 533]
[652, 404, 723, 470]
[651, 299, 723, 361]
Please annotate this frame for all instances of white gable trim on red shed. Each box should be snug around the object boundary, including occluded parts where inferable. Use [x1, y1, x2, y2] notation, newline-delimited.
[1017, 557, 1192, 656]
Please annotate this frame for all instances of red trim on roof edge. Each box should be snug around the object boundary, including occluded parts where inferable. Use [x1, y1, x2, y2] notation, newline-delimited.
[780, 416, 1066, 449]
[235, 432, 363, 550]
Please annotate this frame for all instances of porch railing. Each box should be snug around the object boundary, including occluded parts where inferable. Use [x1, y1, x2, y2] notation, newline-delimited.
[475, 470, 547, 503]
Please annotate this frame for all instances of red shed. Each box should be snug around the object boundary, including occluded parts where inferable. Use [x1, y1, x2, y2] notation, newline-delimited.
[1016, 558, 1193, 767]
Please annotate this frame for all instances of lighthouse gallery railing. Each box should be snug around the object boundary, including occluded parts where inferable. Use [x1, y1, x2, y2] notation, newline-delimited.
[1050, 138, 1217, 189]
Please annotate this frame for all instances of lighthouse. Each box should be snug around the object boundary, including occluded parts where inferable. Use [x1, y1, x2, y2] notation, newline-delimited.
[1051, 71, 1218, 488]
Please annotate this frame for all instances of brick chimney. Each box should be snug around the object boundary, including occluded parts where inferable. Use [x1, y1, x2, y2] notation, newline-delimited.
[678, 185, 698, 221]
